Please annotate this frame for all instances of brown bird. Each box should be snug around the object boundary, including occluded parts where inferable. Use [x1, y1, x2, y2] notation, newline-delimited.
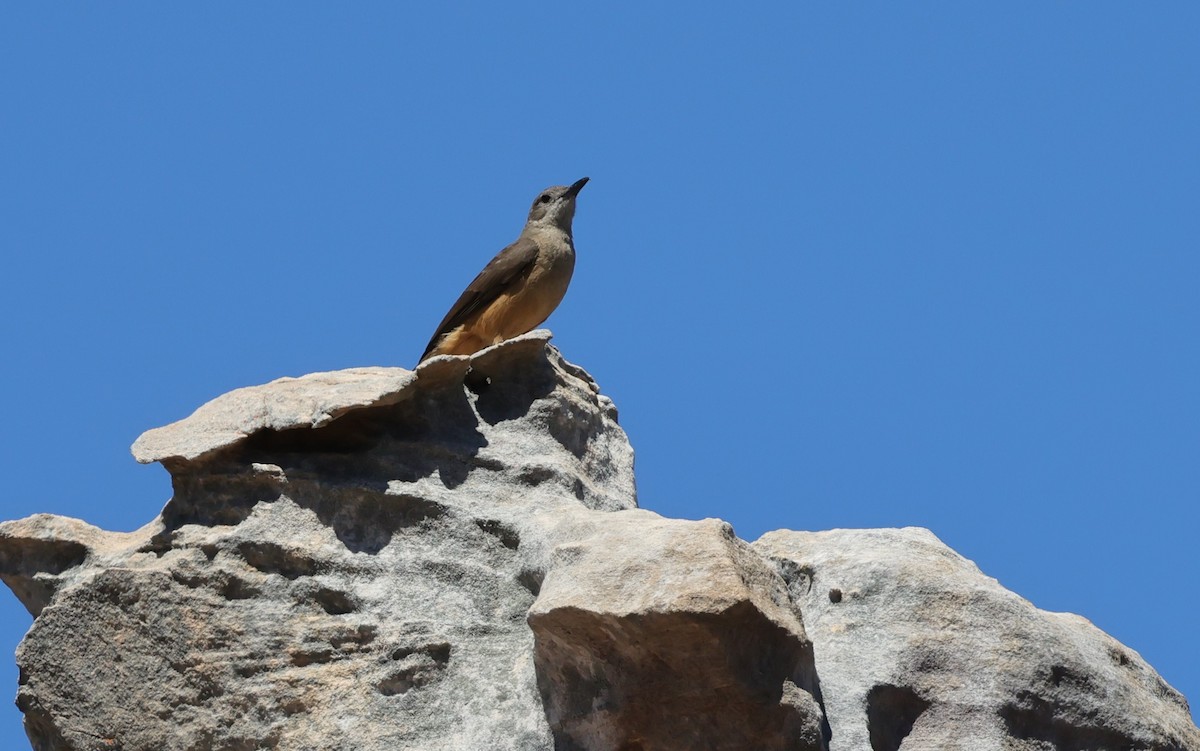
[419, 177, 589, 363]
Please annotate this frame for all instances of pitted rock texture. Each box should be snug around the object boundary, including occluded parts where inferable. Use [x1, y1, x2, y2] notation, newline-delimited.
[1, 333, 1196, 751]
[754, 528, 1200, 751]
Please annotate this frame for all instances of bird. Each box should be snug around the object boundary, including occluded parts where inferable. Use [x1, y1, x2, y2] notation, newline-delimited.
[419, 177, 589, 363]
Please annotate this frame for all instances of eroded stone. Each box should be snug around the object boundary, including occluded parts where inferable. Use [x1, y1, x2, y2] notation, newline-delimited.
[754, 528, 1200, 751]
[528, 512, 828, 751]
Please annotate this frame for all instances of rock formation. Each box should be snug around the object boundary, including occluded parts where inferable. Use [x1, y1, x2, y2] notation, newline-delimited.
[1, 330, 1196, 751]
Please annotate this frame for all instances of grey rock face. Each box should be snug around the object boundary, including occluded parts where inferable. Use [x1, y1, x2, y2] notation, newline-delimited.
[754, 528, 1200, 751]
[1, 332, 1196, 751]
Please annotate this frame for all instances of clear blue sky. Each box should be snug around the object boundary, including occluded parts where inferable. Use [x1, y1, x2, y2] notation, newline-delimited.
[1, 4, 1197, 744]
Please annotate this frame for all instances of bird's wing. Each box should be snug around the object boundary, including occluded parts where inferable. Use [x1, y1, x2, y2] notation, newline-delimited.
[420, 236, 540, 361]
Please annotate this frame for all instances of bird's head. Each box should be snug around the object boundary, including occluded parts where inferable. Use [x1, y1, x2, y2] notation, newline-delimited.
[525, 177, 589, 233]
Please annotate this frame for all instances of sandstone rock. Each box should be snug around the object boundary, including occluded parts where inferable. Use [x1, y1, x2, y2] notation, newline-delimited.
[1, 334, 1196, 751]
[3, 331, 641, 751]
[528, 512, 827, 751]
[0, 514, 158, 617]
[754, 528, 1200, 751]
[131, 367, 418, 466]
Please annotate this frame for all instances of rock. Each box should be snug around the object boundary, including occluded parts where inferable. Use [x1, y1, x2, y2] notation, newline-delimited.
[754, 528, 1200, 751]
[528, 512, 827, 751]
[131, 367, 418, 466]
[1, 334, 1196, 751]
[5, 331, 642, 751]
[0, 514, 157, 617]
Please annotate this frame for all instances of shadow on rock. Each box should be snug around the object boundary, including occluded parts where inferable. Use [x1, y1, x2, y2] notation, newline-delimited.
[531, 606, 829, 751]
[148, 378, 487, 555]
[467, 339, 560, 427]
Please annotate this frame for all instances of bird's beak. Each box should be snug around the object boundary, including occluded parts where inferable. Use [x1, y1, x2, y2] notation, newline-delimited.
[565, 177, 589, 199]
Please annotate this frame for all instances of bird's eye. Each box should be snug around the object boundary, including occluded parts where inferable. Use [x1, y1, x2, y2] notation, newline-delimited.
[539, 194, 552, 204]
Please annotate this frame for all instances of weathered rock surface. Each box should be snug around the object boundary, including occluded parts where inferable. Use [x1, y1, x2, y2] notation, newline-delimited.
[529, 514, 827, 750]
[131, 367, 420, 466]
[755, 528, 1200, 751]
[0, 330, 1196, 751]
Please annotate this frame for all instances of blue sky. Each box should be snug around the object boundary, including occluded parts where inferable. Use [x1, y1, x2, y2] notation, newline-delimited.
[1, 4, 1197, 744]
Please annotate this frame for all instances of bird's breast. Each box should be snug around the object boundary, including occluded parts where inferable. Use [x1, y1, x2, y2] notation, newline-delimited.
[475, 235, 575, 340]
[520, 238, 575, 316]
[529, 237, 575, 290]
